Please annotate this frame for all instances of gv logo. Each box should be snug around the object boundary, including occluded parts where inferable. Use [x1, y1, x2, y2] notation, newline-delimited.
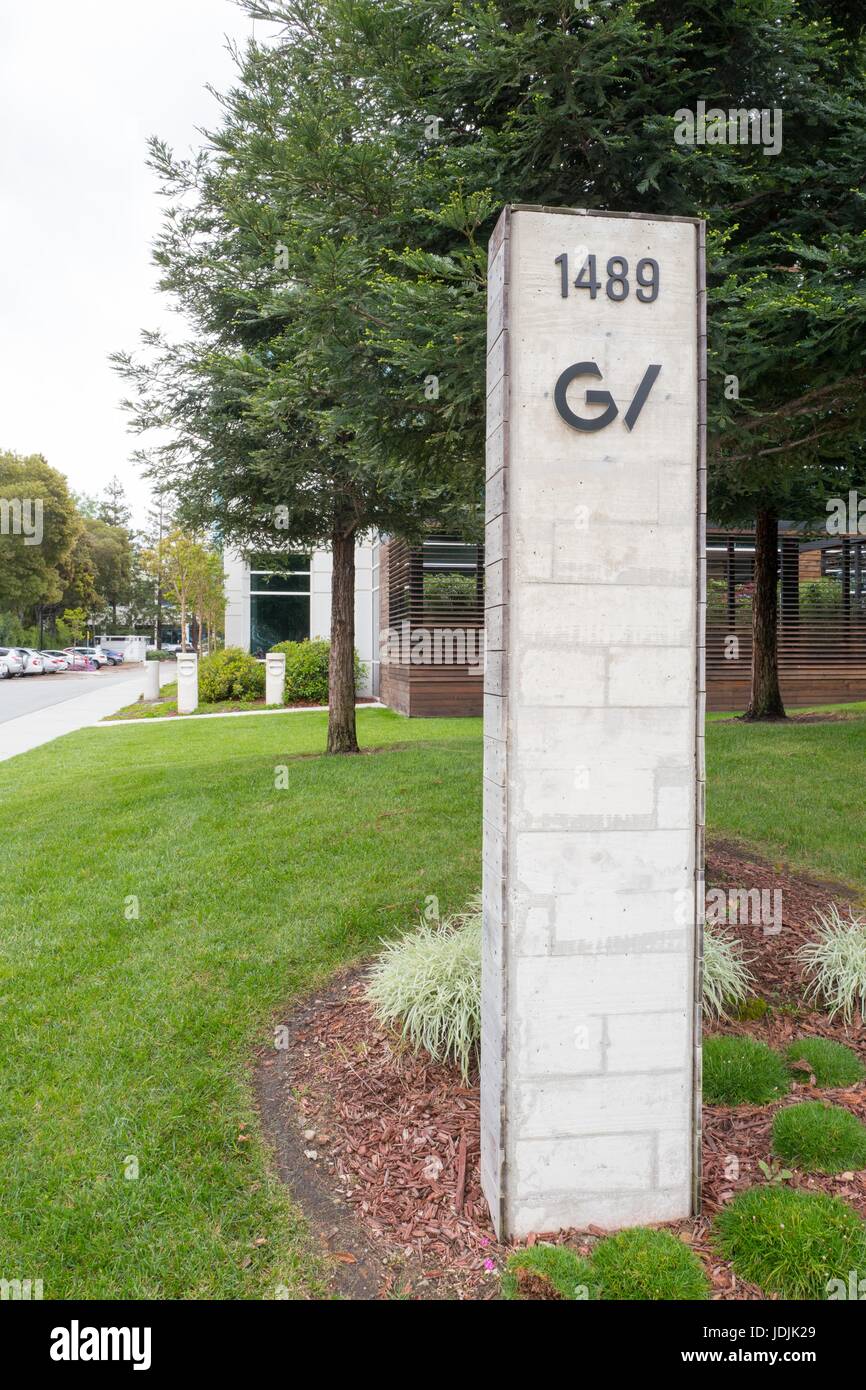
[554, 361, 661, 433]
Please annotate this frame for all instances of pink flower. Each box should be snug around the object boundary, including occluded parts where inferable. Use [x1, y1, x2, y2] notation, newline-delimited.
[483, 1258, 496, 1272]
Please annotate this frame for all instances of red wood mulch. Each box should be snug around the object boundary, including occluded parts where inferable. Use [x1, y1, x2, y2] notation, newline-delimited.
[275, 841, 866, 1299]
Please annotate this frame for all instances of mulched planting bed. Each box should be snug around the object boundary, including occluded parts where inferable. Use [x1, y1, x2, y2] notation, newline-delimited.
[257, 841, 866, 1300]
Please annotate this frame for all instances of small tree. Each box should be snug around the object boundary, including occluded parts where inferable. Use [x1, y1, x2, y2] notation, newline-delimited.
[153, 530, 201, 652]
[59, 607, 87, 647]
[113, 9, 481, 754]
[190, 548, 225, 655]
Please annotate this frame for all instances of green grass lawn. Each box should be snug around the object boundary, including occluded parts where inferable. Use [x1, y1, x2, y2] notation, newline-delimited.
[3, 697, 865, 1300]
[706, 705, 866, 894]
[0, 709, 481, 1299]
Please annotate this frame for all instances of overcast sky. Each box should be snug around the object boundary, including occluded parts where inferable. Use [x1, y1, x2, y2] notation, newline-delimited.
[0, 0, 261, 527]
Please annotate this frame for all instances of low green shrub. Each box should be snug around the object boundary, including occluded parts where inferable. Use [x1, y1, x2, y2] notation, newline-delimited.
[270, 638, 365, 705]
[591, 1227, 709, 1301]
[366, 895, 481, 1082]
[146, 648, 174, 661]
[798, 905, 866, 1025]
[714, 1185, 866, 1299]
[703, 922, 754, 1019]
[785, 1037, 865, 1088]
[197, 647, 265, 704]
[501, 1245, 598, 1300]
[703, 1036, 789, 1106]
[772, 1101, 866, 1174]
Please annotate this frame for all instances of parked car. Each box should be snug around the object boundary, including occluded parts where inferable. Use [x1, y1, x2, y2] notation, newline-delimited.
[39, 651, 69, 673]
[0, 657, 8, 680]
[65, 646, 108, 668]
[0, 646, 24, 677]
[98, 646, 125, 666]
[57, 650, 97, 672]
[13, 647, 44, 675]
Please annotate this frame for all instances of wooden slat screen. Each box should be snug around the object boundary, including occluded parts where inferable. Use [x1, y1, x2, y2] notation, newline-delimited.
[707, 531, 866, 707]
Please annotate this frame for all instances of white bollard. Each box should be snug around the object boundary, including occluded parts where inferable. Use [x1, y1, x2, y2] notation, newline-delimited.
[265, 651, 286, 706]
[144, 661, 160, 701]
[176, 652, 198, 715]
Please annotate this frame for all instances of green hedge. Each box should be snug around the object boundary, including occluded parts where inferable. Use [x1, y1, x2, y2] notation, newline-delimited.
[269, 638, 365, 705]
[198, 647, 265, 703]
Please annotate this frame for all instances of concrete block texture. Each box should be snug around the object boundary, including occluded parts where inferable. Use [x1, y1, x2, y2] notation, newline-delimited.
[481, 205, 705, 1239]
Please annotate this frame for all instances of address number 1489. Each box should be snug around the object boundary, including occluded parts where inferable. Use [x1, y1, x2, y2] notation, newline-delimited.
[554, 252, 659, 303]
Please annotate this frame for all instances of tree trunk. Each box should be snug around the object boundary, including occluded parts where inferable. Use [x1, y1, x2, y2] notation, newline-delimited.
[328, 529, 359, 754]
[745, 508, 787, 720]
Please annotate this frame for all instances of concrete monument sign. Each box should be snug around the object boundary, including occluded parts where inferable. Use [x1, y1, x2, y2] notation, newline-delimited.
[482, 205, 706, 1239]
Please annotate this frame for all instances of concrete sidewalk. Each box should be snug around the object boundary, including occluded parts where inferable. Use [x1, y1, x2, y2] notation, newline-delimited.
[0, 665, 174, 763]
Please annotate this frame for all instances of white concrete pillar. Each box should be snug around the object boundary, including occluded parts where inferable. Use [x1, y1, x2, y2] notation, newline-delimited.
[265, 651, 286, 706]
[481, 205, 706, 1240]
[144, 661, 160, 701]
[176, 652, 199, 715]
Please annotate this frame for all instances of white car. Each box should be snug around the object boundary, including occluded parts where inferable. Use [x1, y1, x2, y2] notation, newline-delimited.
[13, 647, 44, 675]
[65, 646, 108, 668]
[39, 651, 70, 673]
[0, 657, 8, 680]
[0, 646, 24, 677]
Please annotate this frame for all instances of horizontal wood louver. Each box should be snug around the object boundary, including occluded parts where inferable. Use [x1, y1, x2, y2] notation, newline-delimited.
[706, 530, 866, 711]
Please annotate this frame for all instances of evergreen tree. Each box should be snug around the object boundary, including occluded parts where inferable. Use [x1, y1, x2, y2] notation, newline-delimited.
[242, 0, 866, 718]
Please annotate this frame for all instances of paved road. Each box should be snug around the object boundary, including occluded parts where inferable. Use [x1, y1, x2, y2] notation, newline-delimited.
[0, 665, 145, 724]
[0, 663, 177, 763]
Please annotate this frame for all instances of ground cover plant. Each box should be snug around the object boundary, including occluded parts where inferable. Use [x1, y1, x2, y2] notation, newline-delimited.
[772, 1101, 866, 1174]
[590, 1228, 710, 1302]
[501, 1245, 597, 1301]
[501, 1228, 708, 1301]
[714, 1186, 866, 1299]
[703, 921, 754, 1019]
[799, 904, 866, 1024]
[0, 708, 482, 1298]
[366, 893, 481, 1082]
[784, 1037, 865, 1088]
[702, 1036, 790, 1105]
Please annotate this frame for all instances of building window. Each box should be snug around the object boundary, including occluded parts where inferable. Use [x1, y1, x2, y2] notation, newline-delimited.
[249, 553, 311, 654]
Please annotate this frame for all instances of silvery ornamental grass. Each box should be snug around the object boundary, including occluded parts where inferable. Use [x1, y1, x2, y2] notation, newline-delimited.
[798, 905, 866, 1025]
[703, 920, 753, 1020]
[366, 894, 481, 1082]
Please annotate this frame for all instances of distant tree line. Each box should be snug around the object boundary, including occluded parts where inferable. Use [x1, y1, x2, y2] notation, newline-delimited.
[0, 450, 224, 651]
